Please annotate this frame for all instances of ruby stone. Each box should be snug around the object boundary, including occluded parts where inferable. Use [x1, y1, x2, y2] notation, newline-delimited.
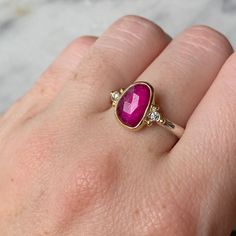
[116, 83, 151, 128]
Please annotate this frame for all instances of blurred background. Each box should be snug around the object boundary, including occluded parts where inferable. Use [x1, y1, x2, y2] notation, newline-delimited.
[0, 0, 236, 112]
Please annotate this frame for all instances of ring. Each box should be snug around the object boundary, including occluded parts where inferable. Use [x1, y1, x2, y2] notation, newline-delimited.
[111, 81, 184, 138]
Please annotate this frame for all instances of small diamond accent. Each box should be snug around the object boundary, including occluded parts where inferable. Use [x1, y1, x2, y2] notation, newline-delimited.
[149, 110, 161, 122]
[111, 91, 120, 102]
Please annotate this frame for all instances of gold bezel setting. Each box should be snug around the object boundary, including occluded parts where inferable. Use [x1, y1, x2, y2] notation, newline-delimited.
[110, 81, 185, 138]
[111, 81, 158, 131]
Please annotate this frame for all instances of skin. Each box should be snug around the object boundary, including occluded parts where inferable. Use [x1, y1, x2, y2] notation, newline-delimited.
[0, 15, 236, 235]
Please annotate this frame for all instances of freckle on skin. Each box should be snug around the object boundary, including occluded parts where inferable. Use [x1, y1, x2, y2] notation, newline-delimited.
[40, 87, 45, 95]
[10, 178, 14, 182]
[134, 208, 140, 216]
[147, 146, 154, 155]
[25, 114, 34, 121]
[43, 230, 49, 235]
[161, 204, 167, 210]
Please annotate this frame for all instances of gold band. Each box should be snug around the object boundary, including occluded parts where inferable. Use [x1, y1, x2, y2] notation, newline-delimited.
[158, 118, 184, 139]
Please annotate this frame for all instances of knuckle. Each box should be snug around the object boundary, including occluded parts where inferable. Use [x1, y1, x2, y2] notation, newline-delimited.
[110, 15, 167, 43]
[58, 150, 119, 217]
[69, 36, 97, 50]
[119, 15, 157, 27]
[5, 122, 120, 222]
[183, 25, 233, 55]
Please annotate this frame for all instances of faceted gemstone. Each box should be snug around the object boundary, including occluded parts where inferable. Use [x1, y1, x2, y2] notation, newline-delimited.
[116, 83, 151, 128]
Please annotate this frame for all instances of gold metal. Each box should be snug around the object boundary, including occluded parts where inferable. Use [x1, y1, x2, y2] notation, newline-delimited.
[111, 81, 184, 138]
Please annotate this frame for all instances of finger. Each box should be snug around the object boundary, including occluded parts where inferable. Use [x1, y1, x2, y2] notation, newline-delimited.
[172, 53, 236, 234]
[137, 25, 232, 137]
[59, 15, 171, 113]
[36, 36, 97, 100]
[2, 36, 97, 123]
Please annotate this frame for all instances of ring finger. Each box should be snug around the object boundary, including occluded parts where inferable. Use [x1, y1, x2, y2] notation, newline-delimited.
[136, 26, 233, 151]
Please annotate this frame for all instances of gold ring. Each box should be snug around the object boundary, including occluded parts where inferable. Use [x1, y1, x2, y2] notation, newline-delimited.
[111, 81, 184, 138]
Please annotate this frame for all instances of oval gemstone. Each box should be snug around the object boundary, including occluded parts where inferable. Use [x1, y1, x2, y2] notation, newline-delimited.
[116, 83, 151, 128]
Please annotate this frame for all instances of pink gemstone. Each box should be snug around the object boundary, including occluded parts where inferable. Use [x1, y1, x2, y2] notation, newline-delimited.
[116, 83, 151, 128]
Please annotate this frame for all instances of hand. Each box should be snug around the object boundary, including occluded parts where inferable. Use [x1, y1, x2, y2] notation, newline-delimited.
[0, 15, 235, 236]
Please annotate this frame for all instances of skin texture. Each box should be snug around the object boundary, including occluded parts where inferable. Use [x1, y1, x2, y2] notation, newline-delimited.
[0, 15, 236, 235]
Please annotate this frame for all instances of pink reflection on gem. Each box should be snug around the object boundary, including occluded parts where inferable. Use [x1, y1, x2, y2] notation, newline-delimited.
[123, 93, 139, 115]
